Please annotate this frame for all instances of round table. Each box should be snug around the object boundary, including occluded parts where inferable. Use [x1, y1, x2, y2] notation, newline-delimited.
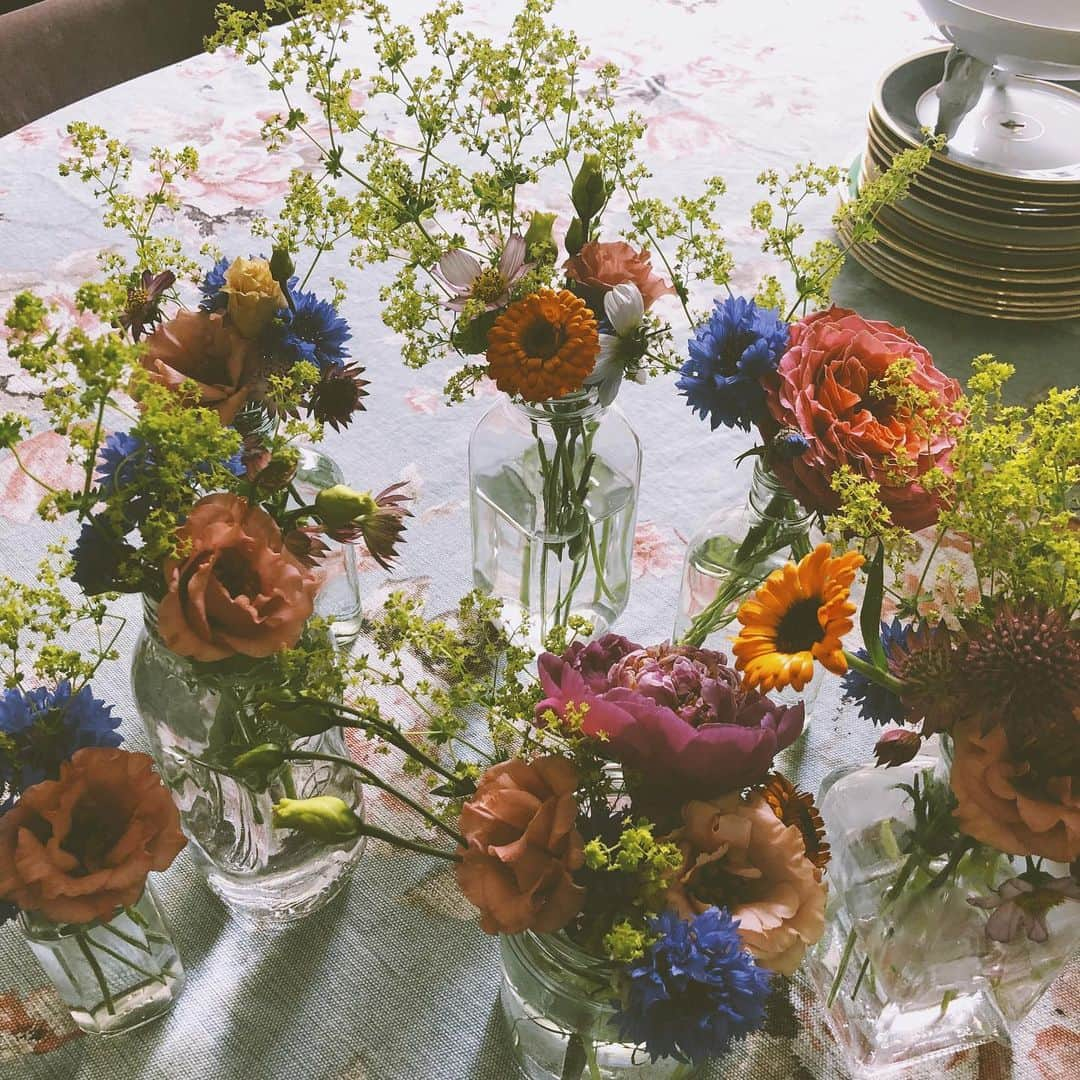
[0, 2, 1076, 1077]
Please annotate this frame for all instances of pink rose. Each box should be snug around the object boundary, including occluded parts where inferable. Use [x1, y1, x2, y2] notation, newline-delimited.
[564, 241, 676, 310]
[140, 310, 260, 424]
[763, 306, 964, 530]
[666, 790, 827, 974]
[456, 756, 585, 935]
[158, 493, 319, 662]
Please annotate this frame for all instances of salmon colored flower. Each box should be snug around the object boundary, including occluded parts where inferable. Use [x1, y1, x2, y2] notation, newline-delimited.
[140, 309, 260, 424]
[733, 544, 863, 693]
[0, 748, 186, 924]
[158, 493, 319, 662]
[564, 240, 676, 311]
[666, 790, 827, 974]
[456, 755, 585, 934]
[762, 306, 964, 530]
[950, 721, 1080, 864]
[486, 289, 599, 402]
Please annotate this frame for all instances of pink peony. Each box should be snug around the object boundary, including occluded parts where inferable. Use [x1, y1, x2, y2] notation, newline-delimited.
[158, 493, 319, 662]
[762, 306, 964, 530]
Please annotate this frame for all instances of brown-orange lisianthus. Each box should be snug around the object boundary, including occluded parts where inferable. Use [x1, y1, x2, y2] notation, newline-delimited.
[485, 289, 599, 402]
[0, 748, 186, 924]
[733, 543, 863, 693]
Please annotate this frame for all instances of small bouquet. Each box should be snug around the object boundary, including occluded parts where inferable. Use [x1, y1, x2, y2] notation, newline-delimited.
[236, 592, 834, 1072]
[727, 359, 1079, 1021]
[0, 575, 187, 1032]
[672, 151, 955, 653]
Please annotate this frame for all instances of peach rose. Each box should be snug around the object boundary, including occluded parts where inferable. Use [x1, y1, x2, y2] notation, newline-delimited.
[564, 240, 676, 310]
[158, 493, 319, 662]
[951, 722, 1080, 864]
[222, 256, 287, 338]
[456, 755, 585, 934]
[0, 748, 186, 924]
[666, 791, 826, 975]
[763, 306, 964, 530]
[140, 309, 260, 424]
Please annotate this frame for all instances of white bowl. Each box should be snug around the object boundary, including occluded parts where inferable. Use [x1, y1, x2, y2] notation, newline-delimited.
[918, 0, 1080, 78]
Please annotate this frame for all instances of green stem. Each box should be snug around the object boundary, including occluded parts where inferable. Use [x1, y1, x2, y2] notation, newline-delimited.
[75, 932, 116, 1016]
[356, 822, 459, 862]
[97, 921, 152, 956]
[826, 926, 857, 1009]
[82, 934, 168, 985]
[843, 650, 905, 696]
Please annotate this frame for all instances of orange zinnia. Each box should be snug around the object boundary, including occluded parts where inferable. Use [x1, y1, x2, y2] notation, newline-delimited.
[485, 289, 599, 402]
[733, 543, 863, 693]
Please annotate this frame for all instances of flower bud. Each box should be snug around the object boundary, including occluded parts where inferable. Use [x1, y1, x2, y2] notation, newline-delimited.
[774, 428, 811, 460]
[250, 447, 300, 494]
[564, 217, 586, 257]
[232, 743, 286, 773]
[269, 247, 296, 287]
[314, 484, 377, 530]
[523, 211, 556, 261]
[873, 728, 922, 768]
[272, 796, 362, 844]
[262, 698, 339, 738]
[571, 154, 607, 223]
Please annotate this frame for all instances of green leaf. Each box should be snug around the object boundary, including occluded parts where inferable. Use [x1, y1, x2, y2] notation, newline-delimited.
[860, 543, 887, 671]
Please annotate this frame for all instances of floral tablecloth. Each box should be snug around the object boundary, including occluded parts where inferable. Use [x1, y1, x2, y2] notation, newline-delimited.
[0, 2, 1077, 1077]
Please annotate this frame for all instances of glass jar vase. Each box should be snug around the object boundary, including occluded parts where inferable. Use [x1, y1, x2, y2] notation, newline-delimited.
[673, 459, 813, 652]
[806, 742, 1080, 1075]
[130, 605, 366, 926]
[500, 931, 702, 1079]
[18, 884, 184, 1036]
[470, 390, 641, 646]
[234, 405, 362, 643]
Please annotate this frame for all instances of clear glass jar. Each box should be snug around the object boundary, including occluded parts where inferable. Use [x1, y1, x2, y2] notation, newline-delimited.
[806, 741, 1080, 1075]
[500, 931, 702, 1079]
[130, 604, 366, 926]
[234, 405, 362, 643]
[470, 390, 641, 646]
[19, 884, 184, 1036]
[673, 459, 813, 652]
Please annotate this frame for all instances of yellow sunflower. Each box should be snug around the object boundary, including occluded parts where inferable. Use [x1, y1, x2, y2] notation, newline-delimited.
[733, 543, 863, 693]
[486, 288, 599, 402]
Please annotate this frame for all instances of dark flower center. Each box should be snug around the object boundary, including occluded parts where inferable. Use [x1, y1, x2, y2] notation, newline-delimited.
[62, 792, 128, 874]
[522, 318, 564, 360]
[688, 858, 770, 909]
[720, 330, 757, 374]
[775, 597, 824, 654]
[214, 548, 261, 599]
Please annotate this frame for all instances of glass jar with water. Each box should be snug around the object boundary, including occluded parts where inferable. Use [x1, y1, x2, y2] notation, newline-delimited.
[469, 389, 641, 644]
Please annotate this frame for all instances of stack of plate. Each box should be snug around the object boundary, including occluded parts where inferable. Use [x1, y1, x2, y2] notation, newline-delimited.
[842, 47, 1080, 321]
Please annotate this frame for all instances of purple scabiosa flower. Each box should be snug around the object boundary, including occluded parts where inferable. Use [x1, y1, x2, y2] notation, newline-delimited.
[198, 257, 231, 312]
[841, 619, 910, 727]
[616, 907, 771, 1065]
[119, 269, 175, 341]
[270, 289, 351, 371]
[968, 872, 1080, 944]
[0, 681, 122, 799]
[676, 297, 789, 432]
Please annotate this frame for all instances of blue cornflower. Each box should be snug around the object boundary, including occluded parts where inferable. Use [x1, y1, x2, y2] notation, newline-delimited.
[96, 431, 148, 498]
[616, 907, 772, 1066]
[70, 519, 135, 595]
[676, 296, 789, 432]
[841, 618, 909, 726]
[0, 681, 122, 797]
[198, 257, 231, 311]
[773, 428, 811, 460]
[269, 288, 351, 371]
